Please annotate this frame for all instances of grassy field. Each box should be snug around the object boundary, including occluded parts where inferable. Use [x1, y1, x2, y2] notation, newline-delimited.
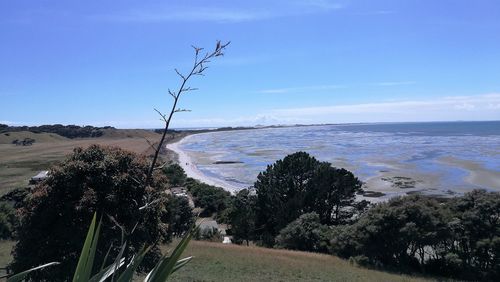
[0, 129, 163, 194]
[165, 241, 433, 282]
[0, 240, 432, 282]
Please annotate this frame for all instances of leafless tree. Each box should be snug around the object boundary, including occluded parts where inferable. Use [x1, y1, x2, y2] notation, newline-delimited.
[142, 40, 230, 201]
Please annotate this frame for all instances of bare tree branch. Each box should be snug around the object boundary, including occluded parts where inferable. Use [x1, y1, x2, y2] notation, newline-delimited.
[174, 108, 191, 113]
[144, 40, 230, 189]
[174, 68, 185, 80]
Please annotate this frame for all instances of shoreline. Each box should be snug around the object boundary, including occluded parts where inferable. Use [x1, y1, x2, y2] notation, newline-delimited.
[165, 127, 500, 200]
[166, 132, 241, 194]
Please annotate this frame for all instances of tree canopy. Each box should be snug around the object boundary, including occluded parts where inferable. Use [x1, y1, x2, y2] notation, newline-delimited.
[253, 152, 365, 246]
[11, 145, 169, 281]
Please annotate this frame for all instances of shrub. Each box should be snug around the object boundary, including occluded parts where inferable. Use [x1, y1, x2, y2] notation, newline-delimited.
[275, 212, 331, 253]
[162, 163, 187, 187]
[0, 202, 18, 239]
[11, 145, 169, 281]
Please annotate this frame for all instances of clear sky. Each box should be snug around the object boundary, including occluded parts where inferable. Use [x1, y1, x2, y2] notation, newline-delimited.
[1, 0, 500, 128]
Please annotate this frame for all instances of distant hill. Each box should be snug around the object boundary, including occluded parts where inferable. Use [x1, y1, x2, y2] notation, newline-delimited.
[0, 124, 161, 141]
[0, 124, 112, 139]
[100, 128, 160, 139]
[0, 131, 68, 144]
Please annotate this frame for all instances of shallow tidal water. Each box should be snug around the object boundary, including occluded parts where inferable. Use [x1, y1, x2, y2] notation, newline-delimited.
[178, 121, 500, 197]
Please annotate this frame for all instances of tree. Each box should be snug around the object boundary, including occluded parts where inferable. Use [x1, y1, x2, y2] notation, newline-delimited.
[329, 195, 449, 272]
[187, 181, 231, 217]
[254, 152, 321, 246]
[305, 162, 366, 225]
[164, 195, 195, 238]
[275, 212, 331, 253]
[445, 190, 500, 280]
[228, 189, 256, 245]
[254, 152, 364, 246]
[11, 145, 169, 281]
[162, 163, 187, 187]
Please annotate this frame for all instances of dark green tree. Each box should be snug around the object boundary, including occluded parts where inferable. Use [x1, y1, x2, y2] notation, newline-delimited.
[254, 152, 363, 246]
[445, 190, 500, 280]
[164, 195, 195, 238]
[254, 152, 321, 246]
[329, 195, 449, 271]
[162, 163, 187, 187]
[187, 181, 231, 217]
[275, 212, 331, 253]
[228, 189, 256, 245]
[305, 162, 365, 225]
[11, 145, 169, 281]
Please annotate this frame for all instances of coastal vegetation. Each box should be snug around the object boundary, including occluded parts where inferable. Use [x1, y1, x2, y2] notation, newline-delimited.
[0, 41, 230, 280]
[10, 145, 170, 280]
[225, 153, 500, 281]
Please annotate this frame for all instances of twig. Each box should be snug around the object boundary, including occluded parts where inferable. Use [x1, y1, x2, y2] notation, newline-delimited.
[144, 40, 230, 188]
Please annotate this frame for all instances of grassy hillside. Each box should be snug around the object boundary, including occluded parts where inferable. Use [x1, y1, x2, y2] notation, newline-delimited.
[0, 240, 432, 281]
[0, 131, 68, 144]
[100, 128, 160, 139]
[0, 129, 163, 193]
[165, 241, 432, 282]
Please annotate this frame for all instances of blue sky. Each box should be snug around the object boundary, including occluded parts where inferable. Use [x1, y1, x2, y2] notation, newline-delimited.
[1, 0, 500, 128]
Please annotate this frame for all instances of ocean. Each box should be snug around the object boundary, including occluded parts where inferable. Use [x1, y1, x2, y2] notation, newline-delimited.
[175, 121, 500, 198]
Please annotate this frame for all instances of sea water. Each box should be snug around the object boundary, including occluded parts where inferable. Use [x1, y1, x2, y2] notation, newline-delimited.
[178, 121, 500, 197]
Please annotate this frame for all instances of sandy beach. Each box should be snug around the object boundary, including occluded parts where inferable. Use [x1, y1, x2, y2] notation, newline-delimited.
[166, 133, 241, 194]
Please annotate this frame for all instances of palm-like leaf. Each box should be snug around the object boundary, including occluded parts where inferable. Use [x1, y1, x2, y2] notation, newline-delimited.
[5, 262, 60, 282]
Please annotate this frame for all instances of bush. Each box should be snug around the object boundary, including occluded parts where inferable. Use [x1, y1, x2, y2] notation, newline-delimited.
[0, 202, 18, 239]
[162, 163, 187, 187]
[275, 212, 331, 253]
[186, 180, 231, 217]
[329, 190, 500, 280]
[11, 145, 169, 281]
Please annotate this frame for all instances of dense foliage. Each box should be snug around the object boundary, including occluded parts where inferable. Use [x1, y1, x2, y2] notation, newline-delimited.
[0, 202, 18, 239]
[253, 152, 365, 246]
[162, 163, 187, 187]
[161, 164, 231, 219]
[0, 188, 30, 240]
[10, 145, 169, 281]
[275, 212, 331, 253]
[163, 195, 195, 238]
[186, 180, 232, 218]
[329, 191, 500, 281]
[226, 151, 500, 280]
[0, 124, 113, 138]
[228, 189, 256, 245]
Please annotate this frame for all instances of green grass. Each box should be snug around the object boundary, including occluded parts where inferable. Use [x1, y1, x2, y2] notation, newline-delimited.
[164, 240, 434, 282]
[0, 239, 435, 282]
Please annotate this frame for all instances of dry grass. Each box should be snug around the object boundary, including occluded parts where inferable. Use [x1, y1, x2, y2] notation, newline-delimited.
[0, 130, 162, 194]
[0, 131, 68, 144]
[164, 240, 434, 282]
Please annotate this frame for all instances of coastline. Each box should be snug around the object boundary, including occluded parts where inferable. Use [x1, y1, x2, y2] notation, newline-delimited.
[166, 132, 241, 193]
[164, 125, 500, 200]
